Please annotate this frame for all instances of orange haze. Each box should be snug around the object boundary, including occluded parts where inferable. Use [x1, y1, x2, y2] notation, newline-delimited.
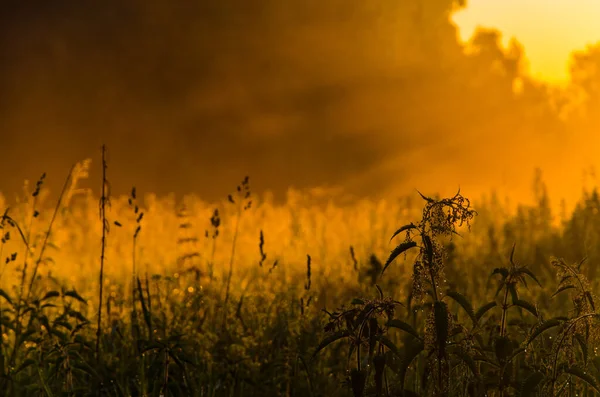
[0, 0, 599, 211]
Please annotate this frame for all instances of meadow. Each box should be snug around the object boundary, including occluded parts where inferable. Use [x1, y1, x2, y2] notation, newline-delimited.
[1, 155, 600, 396]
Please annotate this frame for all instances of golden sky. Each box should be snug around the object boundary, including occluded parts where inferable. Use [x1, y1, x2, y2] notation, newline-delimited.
[453, 0, 600, 84]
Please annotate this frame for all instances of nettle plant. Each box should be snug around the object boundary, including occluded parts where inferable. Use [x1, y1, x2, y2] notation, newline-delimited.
[315, 191, 600, 397]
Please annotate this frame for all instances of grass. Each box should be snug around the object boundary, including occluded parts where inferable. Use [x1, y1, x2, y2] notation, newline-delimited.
[0, 152, 599, 396]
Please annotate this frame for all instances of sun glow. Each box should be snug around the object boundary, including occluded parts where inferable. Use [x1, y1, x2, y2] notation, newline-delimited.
[453, 0, 600, 85]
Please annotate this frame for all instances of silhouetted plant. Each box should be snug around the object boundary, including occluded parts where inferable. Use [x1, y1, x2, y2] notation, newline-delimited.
[4, 150, 600, 396]
[316, 190, 477, 396]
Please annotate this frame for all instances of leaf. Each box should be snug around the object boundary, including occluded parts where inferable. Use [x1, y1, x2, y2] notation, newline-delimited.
[593, 356, 600, 374]
[354, 304, 374, 329]
[575, 334, 588, 365]
[508, 284, 520, 303]
[168, 349, 197, 368]
[387, 319, 422, 341]
[0, 289, 13, 305]
[41, 291, 60, 301]
[373, 353, 386, 397]
[509, 243, 517, 265]
[494, 336, 513, 363]
[381, 241, 417, 275]
[445, 290, 477, 326]
[518, 274, 529, 289]
[136, 277, 152, 334]
[368, 317, 378, 358]
[508, 347, 526, 363]
[36, 363, 54, 397]
[448, 346, 480, 377]
[563, 366, 600, 393]
[492, 267, 509, 280]
[577, 257, 587, 271]
[389, 223, 418, 242]
[519, 268, 542, 288]
[517, 371, 545, 397]
[417, 190, 434, 203]
[475, 302, 497, 321]
[39, 315, 51, 334]
[13, 358, 36, 374]
[558, 275, 572, 285]
[50, 328, 68, 341]
[494, 282, 505, 298]
[312, 329, 350, 358]
[398, 339, 425, 392]
[512, 300, 538, 318]
[72, 359, 100, 379]
[585, 291, 596, 311]
[551, 285, 576, 298]
[139, 341, 164, 355]
[67, 308, 88, 323]
[376, 335, 401, 357]
[350, 368, 367, 397]
[434, 301, 449, 353]
[526, 317, 565, 344]
[63, 290, 87, 304]
[422, 235, 434, 266]
[53, 320, 73, 331]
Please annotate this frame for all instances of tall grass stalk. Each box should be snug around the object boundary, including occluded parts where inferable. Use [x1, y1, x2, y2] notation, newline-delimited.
[223, 177, 251, 320]
[96, 145, 109, 359]
[26, 166, 73, 300]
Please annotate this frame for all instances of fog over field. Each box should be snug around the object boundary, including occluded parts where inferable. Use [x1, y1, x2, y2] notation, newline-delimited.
[1, 0, 599, 208]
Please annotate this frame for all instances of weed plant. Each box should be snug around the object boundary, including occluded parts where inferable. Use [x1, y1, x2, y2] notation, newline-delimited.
[0, 151, 599, 396]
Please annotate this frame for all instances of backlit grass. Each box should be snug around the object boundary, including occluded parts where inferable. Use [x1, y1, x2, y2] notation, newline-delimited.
[0, 155, 599, 396]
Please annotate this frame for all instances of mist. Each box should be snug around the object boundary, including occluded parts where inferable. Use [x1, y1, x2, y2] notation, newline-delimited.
[1, 0, 599, 207]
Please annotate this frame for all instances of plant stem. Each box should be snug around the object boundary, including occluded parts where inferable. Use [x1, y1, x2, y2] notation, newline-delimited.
[96, 145, 109, 360]
[26, 165, 73, 300]
[223, 203, 242, 321]
[500, 286, 510, 337]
